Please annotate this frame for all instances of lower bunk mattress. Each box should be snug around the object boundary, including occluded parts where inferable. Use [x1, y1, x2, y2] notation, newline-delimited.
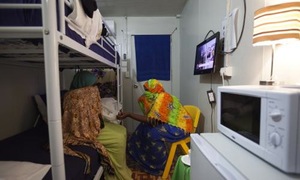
[0, 122, 102, 180]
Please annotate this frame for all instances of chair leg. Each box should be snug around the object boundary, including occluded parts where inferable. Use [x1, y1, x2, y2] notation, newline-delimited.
[180, 142, 190, 154]
[162, 143, 178, 180]
[179, 137, 191, 154]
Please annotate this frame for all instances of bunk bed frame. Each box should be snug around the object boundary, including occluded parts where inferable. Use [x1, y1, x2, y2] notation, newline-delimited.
[0, 1, 122, 179]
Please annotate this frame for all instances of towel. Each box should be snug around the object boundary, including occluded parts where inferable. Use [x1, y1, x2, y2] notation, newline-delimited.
[134, 35, 171, 81]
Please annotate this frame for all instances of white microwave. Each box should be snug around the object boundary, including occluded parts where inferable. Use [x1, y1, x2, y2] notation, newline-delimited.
[217, 85, 300, 174]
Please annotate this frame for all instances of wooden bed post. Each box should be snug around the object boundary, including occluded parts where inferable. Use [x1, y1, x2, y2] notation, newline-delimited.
[42, 0, 66, 179]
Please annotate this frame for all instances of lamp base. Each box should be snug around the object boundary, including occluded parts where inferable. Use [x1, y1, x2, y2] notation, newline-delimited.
[259, 80, 275, 85]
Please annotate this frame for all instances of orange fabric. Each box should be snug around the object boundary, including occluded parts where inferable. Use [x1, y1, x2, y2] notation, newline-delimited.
[138, 79, 193, 133]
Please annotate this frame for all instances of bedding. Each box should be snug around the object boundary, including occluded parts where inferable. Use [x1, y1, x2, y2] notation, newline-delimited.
[0, 121, 102, 180]
[101, 97, 122, 124]
[95, 68, 118, 98]
[67, 0, 103, 48]
[35, 94, 122, 125]
[0, 161, 51, 180]
[0, 0, 120, 64]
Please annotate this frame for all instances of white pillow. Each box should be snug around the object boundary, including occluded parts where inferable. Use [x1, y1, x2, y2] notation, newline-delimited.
[101, 98, 122, 124]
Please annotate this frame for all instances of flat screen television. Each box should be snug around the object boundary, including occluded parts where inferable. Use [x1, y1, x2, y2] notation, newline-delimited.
[193, 32, 220, 75]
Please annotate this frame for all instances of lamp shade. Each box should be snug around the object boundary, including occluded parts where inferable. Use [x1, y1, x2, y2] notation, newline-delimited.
[253, 2, 300, 46]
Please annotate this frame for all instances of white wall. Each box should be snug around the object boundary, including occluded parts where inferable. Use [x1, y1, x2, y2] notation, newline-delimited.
[180, 0, 266, 133]
[107, 17, 181, 95]
[0, 64, 72, 140]
[180, 0, 300, 133]
[105, 17, 181, 133]
[0, 64, 46, 140]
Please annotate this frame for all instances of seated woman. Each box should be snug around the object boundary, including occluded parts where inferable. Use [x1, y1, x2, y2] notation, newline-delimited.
[69, 70, 132, 180]
[117, 79, 193, 176]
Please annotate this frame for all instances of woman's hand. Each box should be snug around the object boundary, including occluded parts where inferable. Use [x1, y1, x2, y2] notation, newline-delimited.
[116, 111, 151, 124]
[116, 111, 130, 120]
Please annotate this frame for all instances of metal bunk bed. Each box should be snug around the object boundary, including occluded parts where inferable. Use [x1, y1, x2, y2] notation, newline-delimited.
[0, 0, 122, 179]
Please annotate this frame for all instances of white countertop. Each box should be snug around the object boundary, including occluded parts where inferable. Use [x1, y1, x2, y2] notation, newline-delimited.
[191, 133, 300, 180]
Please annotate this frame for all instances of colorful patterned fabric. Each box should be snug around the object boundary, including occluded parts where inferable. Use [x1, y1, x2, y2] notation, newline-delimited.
[128, 79, 192, 175]
[138, 79, 193, 133]
[62, 86, 114, 175]
[128, 123, 188, 175]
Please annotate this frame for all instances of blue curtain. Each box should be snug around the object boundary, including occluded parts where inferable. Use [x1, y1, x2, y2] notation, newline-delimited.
[134, 35, 170, 81]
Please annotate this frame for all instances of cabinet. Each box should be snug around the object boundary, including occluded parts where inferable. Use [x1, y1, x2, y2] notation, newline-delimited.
[190, 133, 300, 180]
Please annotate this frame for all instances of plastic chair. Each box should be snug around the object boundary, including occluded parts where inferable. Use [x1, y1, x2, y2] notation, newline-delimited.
[161, 105, 201, 180]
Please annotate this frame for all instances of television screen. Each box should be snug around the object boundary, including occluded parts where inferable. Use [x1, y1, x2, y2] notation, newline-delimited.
[194, 32, 220, 75]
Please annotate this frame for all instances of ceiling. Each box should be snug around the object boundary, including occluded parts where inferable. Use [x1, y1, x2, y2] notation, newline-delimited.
[96, 0, 188, 17]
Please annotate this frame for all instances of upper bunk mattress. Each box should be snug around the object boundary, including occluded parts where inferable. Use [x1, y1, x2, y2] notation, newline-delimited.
[0, 0, 120, 64]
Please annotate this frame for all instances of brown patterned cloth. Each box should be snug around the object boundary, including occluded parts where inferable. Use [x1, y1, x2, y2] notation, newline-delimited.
[62, 86, 115, 175]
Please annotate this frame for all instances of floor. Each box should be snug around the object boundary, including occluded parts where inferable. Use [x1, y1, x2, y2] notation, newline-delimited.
[127, 155, 176, 180]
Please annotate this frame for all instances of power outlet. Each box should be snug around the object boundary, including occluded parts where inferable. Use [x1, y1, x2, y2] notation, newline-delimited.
[207, 90, 216, 104]
[220, 66, 233, 77]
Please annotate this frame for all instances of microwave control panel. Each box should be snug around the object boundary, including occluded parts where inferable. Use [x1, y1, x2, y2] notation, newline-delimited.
[264, 91, 300, 173]
[267, 98, 284, 148]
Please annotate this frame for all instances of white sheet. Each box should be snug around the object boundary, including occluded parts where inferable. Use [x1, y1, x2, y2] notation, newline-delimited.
[0, 161, 51, 180]
[101, 97, 122, 124]
[67, 0, 103, 48]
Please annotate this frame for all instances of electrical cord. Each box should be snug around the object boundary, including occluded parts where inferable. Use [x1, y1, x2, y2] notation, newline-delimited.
[211, 103, 215, 132]
[222, 0, 246, 55]
[220, 67, 226, 86]
[203, 29, 216, 91]
[203, 30, 217, 132]
[210, 71, 213, 90]
[205, 0, 247, 132]
[209, 60, 215, 132]
[205, 30, 215, 40]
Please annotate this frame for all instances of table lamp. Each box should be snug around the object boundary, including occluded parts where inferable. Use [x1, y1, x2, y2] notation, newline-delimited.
[253, 2, 300, 85]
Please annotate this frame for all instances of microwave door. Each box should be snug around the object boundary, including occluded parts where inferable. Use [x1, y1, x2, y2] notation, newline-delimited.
[191, 134, 247, 180]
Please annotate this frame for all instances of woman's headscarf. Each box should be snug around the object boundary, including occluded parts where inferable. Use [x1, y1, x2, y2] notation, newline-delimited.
[138, 79, 193, 133]
[62, 70, 114, 175]
[69, 70, 97, 90]
[143, 79, 165, 93]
